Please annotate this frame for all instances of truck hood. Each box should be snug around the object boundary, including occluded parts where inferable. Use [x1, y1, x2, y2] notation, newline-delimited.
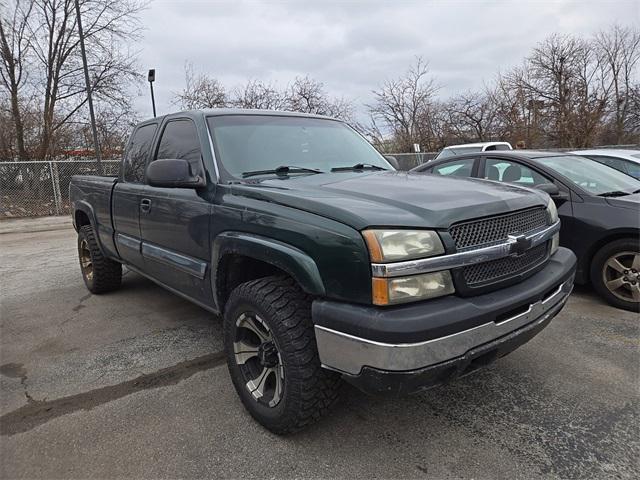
[230, 171, 548, 230]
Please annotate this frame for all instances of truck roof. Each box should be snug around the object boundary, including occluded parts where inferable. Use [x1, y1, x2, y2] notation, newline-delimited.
[140, 108, 340, 125]
[443, 141, 512, 149]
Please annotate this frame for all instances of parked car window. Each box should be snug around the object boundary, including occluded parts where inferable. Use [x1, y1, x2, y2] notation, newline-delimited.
[626, 163, 640, 179]
[436, 146, 482, 160]
[484, 144, 511, 151]
[123, 124, 157, 183]
[586, 155, 630, 174]
[537, 155, 640, 195]
[484, 158, 552, 186]
[154, 120, 204, 177]
[432, 158, 475, 177]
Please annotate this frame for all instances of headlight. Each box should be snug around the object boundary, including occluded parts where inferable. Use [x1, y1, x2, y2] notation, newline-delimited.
[551, 233, 560, 254]
[362, 229, 444, 262]
[546, 199, 560, 254]
[372, 271, 455, 305]
[546, 198, 558, 223]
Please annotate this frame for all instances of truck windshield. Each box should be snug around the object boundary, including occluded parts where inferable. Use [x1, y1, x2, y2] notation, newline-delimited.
[207, 115, 391, 178]
[536, 155, 640, 196]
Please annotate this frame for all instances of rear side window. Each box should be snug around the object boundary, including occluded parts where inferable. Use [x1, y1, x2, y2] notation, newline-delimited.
[586, 155, 629, 174]
[154, 119, 203, 177]
[432, 158, 475, 177]
[484, 158, 552, 186]
[123, 124, 157, 183]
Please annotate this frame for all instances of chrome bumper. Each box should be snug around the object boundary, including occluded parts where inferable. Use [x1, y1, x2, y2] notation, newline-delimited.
[315, 278, 573, 375]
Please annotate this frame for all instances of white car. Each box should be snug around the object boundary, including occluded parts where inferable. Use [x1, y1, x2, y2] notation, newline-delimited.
[435, 141, 512, 160]
[570, 149, 640, 180]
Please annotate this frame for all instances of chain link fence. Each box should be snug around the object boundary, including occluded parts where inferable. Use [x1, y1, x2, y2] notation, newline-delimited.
[1, 144, 637, 219]
[1, 160, 120, 218]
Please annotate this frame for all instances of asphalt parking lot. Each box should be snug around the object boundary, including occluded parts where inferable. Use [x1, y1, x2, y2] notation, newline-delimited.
[1, 221, 638, 479]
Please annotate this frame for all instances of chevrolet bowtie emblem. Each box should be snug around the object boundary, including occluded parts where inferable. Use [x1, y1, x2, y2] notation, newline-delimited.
[507, 234, 532, 256]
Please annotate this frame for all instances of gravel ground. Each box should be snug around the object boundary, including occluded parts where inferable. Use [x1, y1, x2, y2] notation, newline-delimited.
[0, 222, 638, 479]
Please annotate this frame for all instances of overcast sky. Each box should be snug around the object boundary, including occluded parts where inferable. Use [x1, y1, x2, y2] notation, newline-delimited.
[133, 0, 640, 120]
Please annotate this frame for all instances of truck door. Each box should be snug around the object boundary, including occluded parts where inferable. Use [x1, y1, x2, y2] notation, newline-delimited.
[113, 122, 157, 269]
[139, 118, 213, 304]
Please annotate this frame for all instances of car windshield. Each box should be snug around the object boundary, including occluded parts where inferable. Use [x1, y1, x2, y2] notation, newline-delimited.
[536, 155, 640, 195]
[206, 115, 391, 178]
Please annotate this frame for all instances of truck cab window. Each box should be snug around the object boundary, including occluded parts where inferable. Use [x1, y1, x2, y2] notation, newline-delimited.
[123, 124, 157, 183]
[154, 120, 204, 178]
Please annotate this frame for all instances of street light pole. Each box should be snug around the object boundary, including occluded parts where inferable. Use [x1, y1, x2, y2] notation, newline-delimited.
[148, 69, 157, 117]
[74, 0, 102, 175]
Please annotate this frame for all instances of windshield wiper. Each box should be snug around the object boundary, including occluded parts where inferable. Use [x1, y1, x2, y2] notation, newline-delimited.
[331, 163, 388, 172]
[598, 190, 633, 197]
[242, 165, 323, 178]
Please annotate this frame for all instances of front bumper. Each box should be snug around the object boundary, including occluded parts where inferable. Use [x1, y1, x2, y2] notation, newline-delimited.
[312, 247, 576, 395]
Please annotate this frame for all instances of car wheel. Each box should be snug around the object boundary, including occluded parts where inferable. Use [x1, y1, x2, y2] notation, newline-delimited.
[591, 238, 640, 312]
[77, 225, 122, 294]
[223, 276, 342, 434]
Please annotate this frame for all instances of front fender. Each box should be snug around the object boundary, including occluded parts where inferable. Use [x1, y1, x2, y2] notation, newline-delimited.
[212, 231, 325, 311]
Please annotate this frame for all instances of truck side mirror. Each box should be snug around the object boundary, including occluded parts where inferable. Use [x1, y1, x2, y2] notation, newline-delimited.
[384, 155, 400, 170]
[146, 159, 206, 188]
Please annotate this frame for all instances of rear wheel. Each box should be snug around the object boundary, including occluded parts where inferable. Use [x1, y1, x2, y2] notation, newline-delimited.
[591, 238, 640, 312]
[223, 276, 341, 434]
[77, 225, 122, 294]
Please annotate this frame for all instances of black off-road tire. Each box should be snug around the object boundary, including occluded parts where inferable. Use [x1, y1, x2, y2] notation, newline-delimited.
[77, 225, 122, 294]
[223, 276, 342, 434]
[590, 238, 640, 312]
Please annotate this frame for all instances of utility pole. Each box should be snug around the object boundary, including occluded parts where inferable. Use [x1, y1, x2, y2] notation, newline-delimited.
[148, 69, 157, 117]
[74, 0, 102, 174]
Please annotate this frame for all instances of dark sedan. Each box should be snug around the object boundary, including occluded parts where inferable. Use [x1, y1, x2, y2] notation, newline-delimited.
[411, 151, 640, 311]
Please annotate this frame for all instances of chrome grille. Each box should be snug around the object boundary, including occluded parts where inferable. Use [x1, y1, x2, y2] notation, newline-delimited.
[463, 243, 548, 286]
[450, 207, 548, 250]
[449, 207, 551, 289]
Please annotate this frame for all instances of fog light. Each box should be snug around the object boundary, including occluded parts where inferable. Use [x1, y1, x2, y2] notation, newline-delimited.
[372, 271, 455, 305]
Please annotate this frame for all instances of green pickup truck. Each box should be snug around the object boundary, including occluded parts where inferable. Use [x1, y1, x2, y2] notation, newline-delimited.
[70, 110, 576, 433]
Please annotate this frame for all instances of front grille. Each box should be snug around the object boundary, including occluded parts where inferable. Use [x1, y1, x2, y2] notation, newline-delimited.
[462, 243, 548, 286]
[449, 207, 551, 289]
[449, 207, 548, 250]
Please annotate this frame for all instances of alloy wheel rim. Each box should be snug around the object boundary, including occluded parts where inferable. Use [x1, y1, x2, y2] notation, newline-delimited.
[602, 251, 640, 303]
[79, 239, 93, 282]
[233, 312, 284, 407]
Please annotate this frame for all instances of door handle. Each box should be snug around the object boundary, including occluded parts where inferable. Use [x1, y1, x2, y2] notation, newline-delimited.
[140, 198, 151, 213]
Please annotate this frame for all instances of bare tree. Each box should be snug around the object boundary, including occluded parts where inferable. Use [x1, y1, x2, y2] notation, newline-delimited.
[25, 0, 144, 159]
[232, 78, 285, 110]
[174, 71, 353, 120]
[284, 75, 353, 120]
[522, 34, 590, 146]
[444, 91, 497, 142]
[0, 0, 34, 160]
[626, 82, 640, 135]
[569, 43, 609, 147]
[594, 25, 640, 143]
[367, 57, 439, 152]
[173, 62, 227, 109]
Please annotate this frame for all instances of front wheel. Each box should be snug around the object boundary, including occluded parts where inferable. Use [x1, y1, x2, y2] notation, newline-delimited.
[591, 238, 640, 312]
[223, 276, 341, 434]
